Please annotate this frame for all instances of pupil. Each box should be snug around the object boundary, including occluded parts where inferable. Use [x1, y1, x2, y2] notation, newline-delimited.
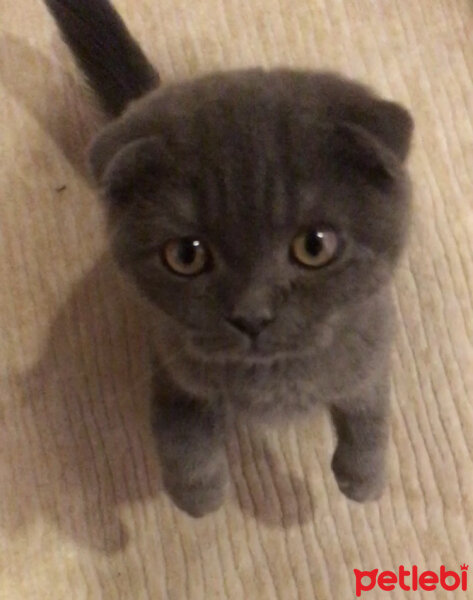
[305, 232, 323, 256]
[178, 240, 198, 265]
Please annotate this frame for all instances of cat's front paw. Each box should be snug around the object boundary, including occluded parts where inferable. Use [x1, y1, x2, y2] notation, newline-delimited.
[164, 469, 228, 518]
[332, 446, 386, 503]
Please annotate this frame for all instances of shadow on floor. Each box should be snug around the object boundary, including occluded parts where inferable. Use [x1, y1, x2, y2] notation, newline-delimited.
[0, 32, 314, 555]
[0, 32, 163, 554]
[0, 32, 104, 177]
[4, 254, 163, 553]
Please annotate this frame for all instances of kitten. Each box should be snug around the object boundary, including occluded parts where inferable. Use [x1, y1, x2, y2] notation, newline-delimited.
[43, 0, 413, 517]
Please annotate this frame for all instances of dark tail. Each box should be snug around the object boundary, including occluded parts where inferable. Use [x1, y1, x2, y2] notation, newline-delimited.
[43, 0, 159, 116]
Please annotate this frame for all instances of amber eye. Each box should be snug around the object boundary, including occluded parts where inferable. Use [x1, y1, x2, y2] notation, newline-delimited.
[162, 238, 210, 276]
[291, 227, 339, 268]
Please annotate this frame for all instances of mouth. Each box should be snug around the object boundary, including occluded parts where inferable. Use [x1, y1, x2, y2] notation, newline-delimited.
[188, 333, 297, 363]
[246, 338, 281, 356]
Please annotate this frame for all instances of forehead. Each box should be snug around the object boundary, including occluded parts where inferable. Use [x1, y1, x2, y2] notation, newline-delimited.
[161, 176, 354, 268]
[156, 95, 343, 233]
[122, 71, 404, 257]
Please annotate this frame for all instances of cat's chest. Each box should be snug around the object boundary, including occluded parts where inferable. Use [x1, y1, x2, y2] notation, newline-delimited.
[227, 362, 319, 417]
[177, 348, 370, 412]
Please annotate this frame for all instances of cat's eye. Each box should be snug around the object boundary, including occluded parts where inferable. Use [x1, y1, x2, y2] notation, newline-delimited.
[291, 227, 339, 268]
[162, 238, 210, 276]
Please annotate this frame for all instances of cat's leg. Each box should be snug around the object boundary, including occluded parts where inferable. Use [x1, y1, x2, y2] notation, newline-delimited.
[330, 379, 390, 502]
[152, 373, 228, 517]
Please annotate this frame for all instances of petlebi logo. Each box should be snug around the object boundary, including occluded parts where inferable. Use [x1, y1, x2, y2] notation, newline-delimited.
[354, 564, 468, 597]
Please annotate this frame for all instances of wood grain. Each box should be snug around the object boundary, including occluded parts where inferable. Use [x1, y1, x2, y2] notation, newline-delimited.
[1, 0, 472, 598]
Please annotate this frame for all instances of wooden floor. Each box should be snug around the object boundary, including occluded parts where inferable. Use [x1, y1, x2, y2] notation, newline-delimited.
[1, 1, 472, 598]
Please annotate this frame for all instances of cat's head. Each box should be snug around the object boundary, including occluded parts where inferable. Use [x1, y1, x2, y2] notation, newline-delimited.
[89, 70, 413, 361]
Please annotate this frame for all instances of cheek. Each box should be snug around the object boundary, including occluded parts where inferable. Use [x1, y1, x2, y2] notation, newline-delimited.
[132, 267, 226, 328]
[272, 297, 337, 348]
[292, 246, 390, 310]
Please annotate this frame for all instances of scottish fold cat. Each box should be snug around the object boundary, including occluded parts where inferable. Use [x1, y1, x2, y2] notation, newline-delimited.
[43, 0, 413, 516]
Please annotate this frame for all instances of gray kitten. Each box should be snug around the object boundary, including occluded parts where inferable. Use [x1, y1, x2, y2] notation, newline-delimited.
[43, 0, 413, 517]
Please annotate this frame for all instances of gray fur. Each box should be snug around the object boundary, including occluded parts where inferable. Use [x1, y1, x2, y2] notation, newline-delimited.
[43, 1, 413, 517]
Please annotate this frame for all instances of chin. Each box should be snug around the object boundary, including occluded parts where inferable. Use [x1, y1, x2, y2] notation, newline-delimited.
[193, 337, 304, 365]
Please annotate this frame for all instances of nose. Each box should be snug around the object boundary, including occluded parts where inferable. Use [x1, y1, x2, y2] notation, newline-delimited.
[227, 313, 274, 338]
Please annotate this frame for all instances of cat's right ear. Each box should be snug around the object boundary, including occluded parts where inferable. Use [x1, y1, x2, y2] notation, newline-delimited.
[89, 132, 166, 203]
[89, 121, 153, 181]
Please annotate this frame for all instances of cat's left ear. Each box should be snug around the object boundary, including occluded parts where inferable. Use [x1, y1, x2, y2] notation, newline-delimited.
[351, 100, 414, 162]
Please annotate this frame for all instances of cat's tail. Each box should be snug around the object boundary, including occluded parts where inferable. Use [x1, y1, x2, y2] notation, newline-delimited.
[43, 0, 159, 116]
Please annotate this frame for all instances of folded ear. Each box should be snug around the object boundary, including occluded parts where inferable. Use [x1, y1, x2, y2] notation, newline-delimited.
[97, 136, 166, 204]
[326, 121, 405, 190]
[88, 118, 156, 182]
[349, 99, 414, 162]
